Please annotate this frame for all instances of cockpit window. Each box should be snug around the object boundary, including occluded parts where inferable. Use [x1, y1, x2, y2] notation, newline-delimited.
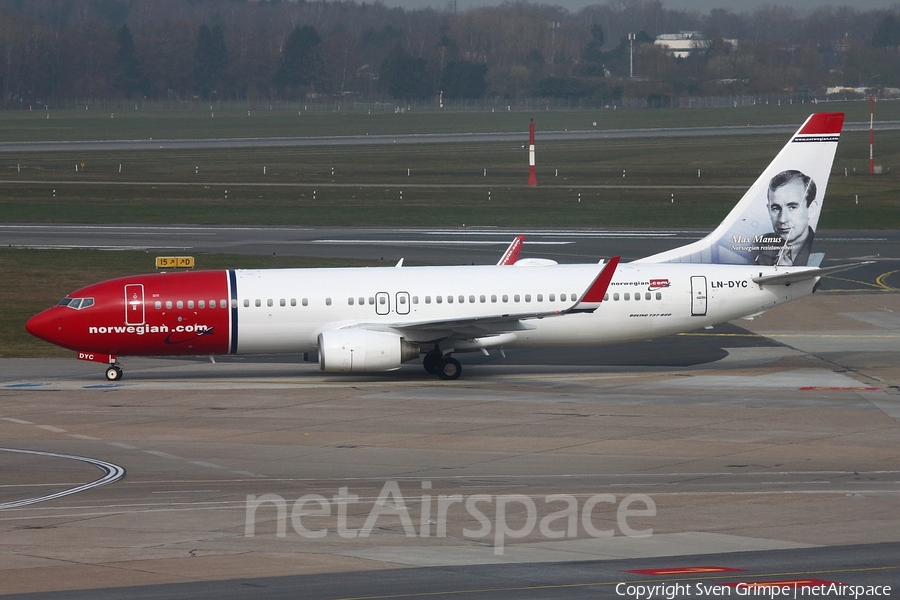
[60, 297, 94, 310]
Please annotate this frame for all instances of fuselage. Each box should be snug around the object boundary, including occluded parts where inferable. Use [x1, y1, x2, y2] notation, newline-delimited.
[25, 262, 813, 359]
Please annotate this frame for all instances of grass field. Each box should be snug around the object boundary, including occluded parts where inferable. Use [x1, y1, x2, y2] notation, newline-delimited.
[0, 99, 896, 142]
[1, 127, 898, 229]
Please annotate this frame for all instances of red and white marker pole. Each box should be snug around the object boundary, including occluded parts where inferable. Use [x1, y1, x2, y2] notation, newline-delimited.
[527, 119, 537, 186]
[869, 95, 875, 175]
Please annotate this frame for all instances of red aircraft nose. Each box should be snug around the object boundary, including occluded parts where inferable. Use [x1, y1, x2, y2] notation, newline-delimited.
[26, 308, 62, 344]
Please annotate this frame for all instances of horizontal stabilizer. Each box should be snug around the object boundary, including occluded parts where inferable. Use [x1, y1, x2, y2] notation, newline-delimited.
[752, 261, 873, 286]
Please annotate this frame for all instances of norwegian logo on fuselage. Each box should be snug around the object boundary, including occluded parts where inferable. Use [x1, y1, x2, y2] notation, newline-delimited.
[649, 279, 671, 291]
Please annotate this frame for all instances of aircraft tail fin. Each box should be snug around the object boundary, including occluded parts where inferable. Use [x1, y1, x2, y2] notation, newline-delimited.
[498, 235, 525, 265]
[637, 113, 844, 266]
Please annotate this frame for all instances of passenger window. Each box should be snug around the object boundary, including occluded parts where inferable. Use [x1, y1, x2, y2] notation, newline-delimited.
[480, 295, 486, 303]
[437, 296, 443, 304]
[155, 301, 162, 309]
[187, 300, 194, 309]
[368, 297, 375, 305]
[244, 299, 250, 308]
[549, 294, 556, 302]
[399, 296, 407, 305]
[358, 297, 365, 306]
[291, 298, 297, 306]
[645, 293, 651, 300]
[220, 299, 226, 308]
[176, 300, 184, 309]
[613, 293, 620, 301]
[302, 298, 308, 306]
[231, 299, 237, 309]
[603, 293, 609, 301]
[425, 296, 431, 304]
[635, 293, 640, 301]
[468, 295, 475, 303]
[348, 297, 355, 306]
[412, 296, 419, 304]
[255, 299, 261, 307]
[267, 299, 273, 307]
[514, 294, 520, 302]
[491, 295, 497, 303]
[502, 294, 508, 302]
[656, 292, 662, 300]
[280, 298, 286, 307]
[624, 293, 630, 301]
[525, 294, 531, 302]
[326, 298, 332, 306]
[537, 294, 543, 302]
[447, 296, 454, 304]
[379, 296, 386, 305]
[166, 300, 173, 309]
[198, 300, 205, 309]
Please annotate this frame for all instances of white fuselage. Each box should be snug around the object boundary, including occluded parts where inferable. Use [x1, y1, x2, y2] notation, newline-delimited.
[231, 263, 812, 355]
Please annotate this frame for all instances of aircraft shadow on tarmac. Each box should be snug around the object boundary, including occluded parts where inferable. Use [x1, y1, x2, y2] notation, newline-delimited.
[140, 322, 782, 381]
[463, 322, 782, 367]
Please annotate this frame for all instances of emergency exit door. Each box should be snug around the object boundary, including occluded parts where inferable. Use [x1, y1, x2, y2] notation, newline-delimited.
[124, 284, 145, 325]
[690, 276, 707, 316]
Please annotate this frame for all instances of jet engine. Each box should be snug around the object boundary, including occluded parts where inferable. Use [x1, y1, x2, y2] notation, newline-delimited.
[317, 329, 420, 372]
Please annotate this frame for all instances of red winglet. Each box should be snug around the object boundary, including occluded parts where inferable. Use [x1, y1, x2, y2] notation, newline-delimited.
[797, 112, 844, 135]
[581, 256, 620, 303]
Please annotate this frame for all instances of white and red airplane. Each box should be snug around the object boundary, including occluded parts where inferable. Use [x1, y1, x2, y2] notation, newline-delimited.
[26, 113, 863, 381]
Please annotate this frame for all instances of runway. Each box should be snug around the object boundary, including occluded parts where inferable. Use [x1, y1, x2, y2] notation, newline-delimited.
[1, 290, 899, 597]
[0, 120, 898, 152]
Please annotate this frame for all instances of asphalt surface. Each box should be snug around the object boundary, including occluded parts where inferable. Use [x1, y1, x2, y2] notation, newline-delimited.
[2, 289, 900, 598]
[5, 542, 898, 599]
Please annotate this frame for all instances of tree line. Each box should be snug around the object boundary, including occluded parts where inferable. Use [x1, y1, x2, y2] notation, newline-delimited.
[1, 0, 899, 107]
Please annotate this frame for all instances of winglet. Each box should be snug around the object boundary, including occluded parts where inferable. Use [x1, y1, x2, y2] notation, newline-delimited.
[568, 256, 619, 313]
[497, 235, 525, 265]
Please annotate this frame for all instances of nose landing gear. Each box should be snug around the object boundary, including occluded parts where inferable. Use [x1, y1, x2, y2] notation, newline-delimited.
[105, 364, 123, 381]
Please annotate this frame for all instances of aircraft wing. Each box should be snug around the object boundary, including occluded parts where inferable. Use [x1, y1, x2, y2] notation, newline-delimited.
[359, 257, 619, 342]
[752, 261, 874, 286]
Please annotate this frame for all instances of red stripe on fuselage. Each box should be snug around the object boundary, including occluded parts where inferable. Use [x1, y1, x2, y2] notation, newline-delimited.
[28, 270, 231, 356]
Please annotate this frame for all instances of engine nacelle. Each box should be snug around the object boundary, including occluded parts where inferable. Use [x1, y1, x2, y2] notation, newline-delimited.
[317, 329, 420, 372]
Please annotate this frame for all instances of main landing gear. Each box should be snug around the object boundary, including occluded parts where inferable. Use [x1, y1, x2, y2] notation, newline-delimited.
[105, 364, 123, 381]
[422, 352, 462, 380]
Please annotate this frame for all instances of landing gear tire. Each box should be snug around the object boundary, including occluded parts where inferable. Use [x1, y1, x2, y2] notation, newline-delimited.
[438, 357, 462, 381]
[423, 353, 442, 375]
[105, 365, 123, 381]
